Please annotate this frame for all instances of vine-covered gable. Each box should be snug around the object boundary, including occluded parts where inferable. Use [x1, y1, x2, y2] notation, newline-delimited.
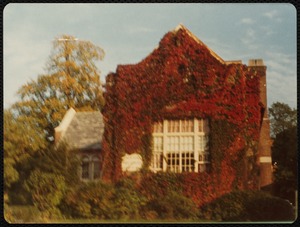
[101, 25, 263, 198]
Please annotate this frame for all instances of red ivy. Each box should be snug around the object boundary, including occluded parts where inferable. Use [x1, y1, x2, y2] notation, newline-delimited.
[101, 27, 263, 200]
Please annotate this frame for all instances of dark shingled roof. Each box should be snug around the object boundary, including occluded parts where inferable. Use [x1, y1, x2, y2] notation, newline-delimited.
[62, 111, 104, 150]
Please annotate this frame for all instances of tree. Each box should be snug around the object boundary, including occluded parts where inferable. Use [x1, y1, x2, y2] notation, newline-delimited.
[5, 35, 105, 205]
[4, 109, 45, 190]
[269, 102, 297, 204]
[12, 35, 105, 143]
[268, 102, 297, 137]
[271, 126, 297, 203]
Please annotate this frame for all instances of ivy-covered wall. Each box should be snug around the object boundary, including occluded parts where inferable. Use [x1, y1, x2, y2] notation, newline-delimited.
[101, 26, 264, 202]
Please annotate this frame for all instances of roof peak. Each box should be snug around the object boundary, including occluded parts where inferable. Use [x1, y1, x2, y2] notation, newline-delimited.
[174, 23, 186, 32]
[171, 24, 225, 64]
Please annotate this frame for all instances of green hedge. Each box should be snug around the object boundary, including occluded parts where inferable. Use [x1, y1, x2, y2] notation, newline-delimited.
[198, 190, 295, 222]
[141, 190, 198, 220]
[59, 177, 199, 221]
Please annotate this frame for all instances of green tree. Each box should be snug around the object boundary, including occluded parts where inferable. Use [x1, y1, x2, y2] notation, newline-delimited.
[4, 109, 45, 191]
[269, 102, 297, 204]
[271, 126, 297, 204]
[268, 102, 297, 137]
[12, 35, 105, 143]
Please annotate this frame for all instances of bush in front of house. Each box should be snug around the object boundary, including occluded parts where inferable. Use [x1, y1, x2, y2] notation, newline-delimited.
[60, 181, 115, 219]
[60, 179, 148, 220]
[111, 177, 147, 220]
[198, 190, 295, 222]
[141, 190, 198, 220]
[138, 172, 200, 220]
[24, 169, 66, 219]
[246, 195, 295, 221]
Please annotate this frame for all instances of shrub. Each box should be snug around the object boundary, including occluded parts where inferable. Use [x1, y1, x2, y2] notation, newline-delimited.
[112, 178, 147, 220]
[142, 190, 198, 220]
[60, 181, 115, 219]
[246, 195, 295, 221]
[24, 169, 66, 213]
[198, 190, 295, 222]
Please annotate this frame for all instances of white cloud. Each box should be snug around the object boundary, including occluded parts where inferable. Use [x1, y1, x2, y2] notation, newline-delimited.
[240, 18, 255, 25]
[259, 26, 275, 36]
[267, 70, 297, 108]
[263, 10, 278, 19]
[264, 50, 297, 108]
[240, 28, 258, 50]
[263, 10, 282, 22]
[265, 51, 296, 76]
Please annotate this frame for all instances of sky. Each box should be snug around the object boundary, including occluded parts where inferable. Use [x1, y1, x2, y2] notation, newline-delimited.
[3, 3, 297, 109]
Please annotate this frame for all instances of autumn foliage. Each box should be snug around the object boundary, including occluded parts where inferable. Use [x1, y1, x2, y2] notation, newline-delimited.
[101, 26, 263, 204]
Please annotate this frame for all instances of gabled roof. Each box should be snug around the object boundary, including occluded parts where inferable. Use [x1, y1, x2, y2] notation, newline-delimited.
[173, 24, 226, 64]
[115, 24, 242, 73]
[55, 108, 104, 150]
[173, 24, 242, 65]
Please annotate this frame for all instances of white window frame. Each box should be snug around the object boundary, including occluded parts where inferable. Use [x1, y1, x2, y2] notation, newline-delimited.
[152, 118, 210, 173]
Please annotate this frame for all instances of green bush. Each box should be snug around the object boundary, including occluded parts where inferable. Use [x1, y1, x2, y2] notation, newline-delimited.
[112, 178, 147, 220]
[199, 190, 251, 221]
[24, 169, 66, 213]
[198, 190, 295, 222]
[142, 190, 198, 220]
[246, 196, 295, 221]
[61, 178, 148, 221]
[60, 181, 115, 219]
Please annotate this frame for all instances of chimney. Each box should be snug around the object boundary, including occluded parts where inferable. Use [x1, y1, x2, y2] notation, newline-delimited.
[248, 59, 273, 191]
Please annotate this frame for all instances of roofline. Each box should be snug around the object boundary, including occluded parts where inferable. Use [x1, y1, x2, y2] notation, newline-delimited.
[172, 24, 226, 65]
[54, 107, 76, 141]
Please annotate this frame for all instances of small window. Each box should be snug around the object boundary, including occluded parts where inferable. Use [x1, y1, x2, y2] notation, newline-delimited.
[92, 156, 101, 179]
[81, 156, 90, 180]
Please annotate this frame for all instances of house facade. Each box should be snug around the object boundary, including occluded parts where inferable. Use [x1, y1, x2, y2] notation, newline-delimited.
[54, 108, 104, 181]
[101, 24, 273, 192]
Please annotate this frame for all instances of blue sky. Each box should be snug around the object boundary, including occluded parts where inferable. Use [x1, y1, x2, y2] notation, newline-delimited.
[4, 3, 297, 109]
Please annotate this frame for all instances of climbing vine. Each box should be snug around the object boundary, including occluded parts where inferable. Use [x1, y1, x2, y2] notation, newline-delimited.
[101, 27, 263, 201]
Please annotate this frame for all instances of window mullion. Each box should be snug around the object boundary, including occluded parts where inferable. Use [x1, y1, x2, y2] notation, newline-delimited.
[163, 119, 167, 172]
[194, 118, 199, 173]
[89, 156, 93, 180]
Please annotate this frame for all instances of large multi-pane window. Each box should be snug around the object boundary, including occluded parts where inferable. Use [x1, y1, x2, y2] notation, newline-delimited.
[152, 118, 210, 173]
